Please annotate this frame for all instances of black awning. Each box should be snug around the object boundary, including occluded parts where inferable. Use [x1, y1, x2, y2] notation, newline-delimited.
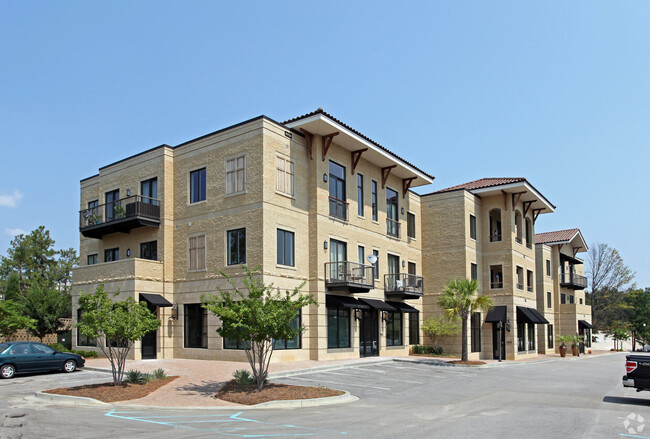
[359, 298, 397, 312]
[528, 307, 549, 324]
[326, 295, 369, 309]
[386, 301, 419, 313]
[139, 293, 173, 307]
[579, 320, 593, 329]
[517, 306, 538, 324]
[485, 305, 507, 323]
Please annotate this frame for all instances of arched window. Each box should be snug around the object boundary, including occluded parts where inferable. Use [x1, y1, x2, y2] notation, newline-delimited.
[525, 218, 533, 248]
[514, 211, 523, 244]
[489, 209, 502, 242]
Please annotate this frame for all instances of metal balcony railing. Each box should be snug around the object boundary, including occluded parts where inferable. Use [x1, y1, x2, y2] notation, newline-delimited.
[324, 261, 374, 291]
[79, 195, 160, 238]
[328, 196, 348, 221]
[384, 273, 424, 298]
[560, 271, 588, 290]
[386, 218, 400, 238]
[490, 233, 502, 242]
[491, 281, 503, 289]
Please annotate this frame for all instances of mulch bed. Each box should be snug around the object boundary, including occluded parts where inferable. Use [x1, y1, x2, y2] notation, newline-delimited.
[44, 376, 177, 402]
[216, 382, 344, 405]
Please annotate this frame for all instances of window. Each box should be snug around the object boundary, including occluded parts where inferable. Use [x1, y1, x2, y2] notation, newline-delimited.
[568, 295, 575, 304]
[104, 248, 119, 262]
[277, 229, 295, 267]
[188, 235, 206, 271]
[490, 265, 503, 289]
[386, 188, 399, 237]
[141, 177, 158, 204]
[471, 263, 478, 281]
[548, 324, 554, 348]
[386, 311, 402, 346]
[527, 270, 534, 292]
[408, 262, 416, 276]
[371, 180, 378, 221]
[140, 241, 157, 261]
[471, 312, 481, 353]
[76, 309, 95, 347]
[546, 260, 551, 276]
[515, 211, 523, 244]
[87, 254, 98, 265]
[358, 246, 365, 265]
[547, 291, 552, 309]
[516, 266, 524, 290]
[407, 213, 416, 238]
[525, 218, 533, 248]
[560, 293, 566, 304]
[105, 189, 119, 221]
[517, 321, 525, 352]
[580, 298, 583, 304]
[329, 161, 347, 220]
[276, 156, 294, 196]
[190, 168, 206, 203]
[489, 209, 502, 242]
[273, 312, 301, 350]
[184, 304, 207, 349]
[87, 200, 99, 222]
[327, 306, 350, 348]
[357, 174, 364, 217]
[372, 249, 379, 280]
[469, 214, 477, 240]
[226, 155, 246, 195]
[329, 239, 347, 279]
[224, 331, 250, 350]
[528, 323, 535, 350]
[227, 228, 246, 265]
[409, 312, 420, 345]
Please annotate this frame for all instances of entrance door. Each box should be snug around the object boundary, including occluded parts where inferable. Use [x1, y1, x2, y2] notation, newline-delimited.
[492, 323, 506, 360]
[141, 303, 157, 359]
[360, 309, 379, 357]
[579, 327, 586, 354]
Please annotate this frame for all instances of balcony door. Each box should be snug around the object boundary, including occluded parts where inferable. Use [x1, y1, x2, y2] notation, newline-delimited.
[329, 239, 347, 280]
[386, 188, 399, 236]
[141, 178, 158, 205]
[387, 254, 400, 290]
[105, 190, 119, 222]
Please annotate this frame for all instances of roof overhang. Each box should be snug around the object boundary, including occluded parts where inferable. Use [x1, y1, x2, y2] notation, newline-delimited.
[285, 113, 434, 187]
[469, 180, 555, 214]
[542, 230, 588, 253]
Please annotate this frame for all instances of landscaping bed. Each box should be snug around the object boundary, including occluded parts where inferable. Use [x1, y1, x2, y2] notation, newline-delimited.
[44, 376, 177, 402]
[216, 382, 344, 405]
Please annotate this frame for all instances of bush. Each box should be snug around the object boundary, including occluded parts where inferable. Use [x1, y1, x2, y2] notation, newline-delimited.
[48, 343, 68, 352]
[233, 369, 255, 385]
[73, 349, 98, 358]
[411, 345, 443, 355]
[151, 368, 167, 380]
[125, 369, 149, 384]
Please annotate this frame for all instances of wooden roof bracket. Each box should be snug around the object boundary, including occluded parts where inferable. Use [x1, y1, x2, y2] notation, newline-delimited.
[321, 132, 339, 161]
[402, 177, 417, 198]
[511, 191, 525, 210]
[300, 129, 314, 160]
[351, 148, 368, 174]
[501, 190, 509, 211]
[523, 200, 534, 217]
[573, 246, 582, 257]
[381, 165, 397, 188]
[532, 208, 544, 223]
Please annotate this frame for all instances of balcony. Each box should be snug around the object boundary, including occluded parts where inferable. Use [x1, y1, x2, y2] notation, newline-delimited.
[386, 218, 400, 238]
[490, 234, 502, 243]
[80, 195, 160, 239]
[325, 261, 374, 293]
[490, 281, 503, 289]
[328, 196, 348, 221]
[560, 271, 588, 290]
[384, 273, 424, 300]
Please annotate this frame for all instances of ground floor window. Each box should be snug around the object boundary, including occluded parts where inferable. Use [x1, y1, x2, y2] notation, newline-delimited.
[528, 323, 535, 351]
[517, 321, 525, 352]
[386, 312, 402, 346]
[273, 313, 301, 350]
[76, 309, 95, 347]
[409, 312, 419, 345]
[184, 304, 207, 349]
[223, 335, 250, 350]
[471, 312, 481, 353]
[584, 328, 591, 347]
[327, 307, 350, 348]
[548, 324, 554, 348]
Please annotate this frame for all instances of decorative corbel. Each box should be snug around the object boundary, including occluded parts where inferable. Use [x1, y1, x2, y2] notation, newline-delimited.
[523, 200, 534, 217]
[351, 148, 368, 174]
[300, 129, 314, 160]
[321, 132, 339, 161]
[402, 177, 416, 197]
[381, 165, 397, 188]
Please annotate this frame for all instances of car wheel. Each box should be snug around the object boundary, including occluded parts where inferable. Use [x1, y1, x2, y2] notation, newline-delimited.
[62, 360, 77, 373]
[1, 364, 16, 379]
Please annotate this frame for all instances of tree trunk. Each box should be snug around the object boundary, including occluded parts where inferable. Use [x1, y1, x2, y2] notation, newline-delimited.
[461, 316, 468, 362]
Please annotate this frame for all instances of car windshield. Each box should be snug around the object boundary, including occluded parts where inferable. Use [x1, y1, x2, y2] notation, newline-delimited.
[0, 342, 10, 354]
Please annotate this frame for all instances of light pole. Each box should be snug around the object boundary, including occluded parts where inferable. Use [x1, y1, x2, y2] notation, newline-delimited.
[497, 321, 503, 362]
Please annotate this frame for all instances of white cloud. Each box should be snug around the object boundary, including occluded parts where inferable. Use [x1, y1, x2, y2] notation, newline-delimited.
[0, 190, 23, 207]
[5, 228, 25, 237]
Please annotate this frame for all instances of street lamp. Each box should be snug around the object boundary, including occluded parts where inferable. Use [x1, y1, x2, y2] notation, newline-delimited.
[497, 321, 503, 362]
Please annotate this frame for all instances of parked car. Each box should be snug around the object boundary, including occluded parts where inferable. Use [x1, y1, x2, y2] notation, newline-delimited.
[623, 354, 650, 391]
[0, 341, 85, 379]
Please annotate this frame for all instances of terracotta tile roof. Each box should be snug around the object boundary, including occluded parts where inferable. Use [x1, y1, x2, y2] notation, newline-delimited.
[283, 108, 434, 180]
[429, 177, 527, 194]
[534, 228, 581, 244]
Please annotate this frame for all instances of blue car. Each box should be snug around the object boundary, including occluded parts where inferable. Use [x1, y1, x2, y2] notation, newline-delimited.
[0, 341, 85, 379]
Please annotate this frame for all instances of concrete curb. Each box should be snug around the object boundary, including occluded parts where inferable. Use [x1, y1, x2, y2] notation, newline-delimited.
[82, 366, 113, 374]
[33, 389, 357, 411]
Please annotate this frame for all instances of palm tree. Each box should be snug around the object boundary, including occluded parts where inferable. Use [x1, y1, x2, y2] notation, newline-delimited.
[438, 278, 493, 362]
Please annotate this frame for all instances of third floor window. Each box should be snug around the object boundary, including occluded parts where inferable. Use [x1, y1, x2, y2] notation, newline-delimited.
[469, 214, 477, 240]
[357, 174, 364, 217]
[329, 161, 347, 220]
[386, 188, 399, 237]
[275, 156, 294, 196]
[226, 155, 246, 195]
[407, 212, 416, 239]
[141, 178, 158, 204]
[227, 228, 246, 265]
[190, 168, 206, 204]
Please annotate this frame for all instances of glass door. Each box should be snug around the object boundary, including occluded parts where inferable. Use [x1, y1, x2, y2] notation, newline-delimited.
[360, 309, 379, 357]
[105, 190, 119, 221]
[329, 239, 347, 281]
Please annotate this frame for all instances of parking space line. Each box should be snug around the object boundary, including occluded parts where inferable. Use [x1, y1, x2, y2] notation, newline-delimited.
[321, 371, 422, 384]
[282, 375, 391, 390]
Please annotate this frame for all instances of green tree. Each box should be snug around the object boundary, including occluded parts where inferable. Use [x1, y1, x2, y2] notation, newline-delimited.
[0, 226, 57, 294]
[202, 266, 316, 390]
[422, 315, 460, 349]
[76, 285, 161, 385]
[50, 248, 79, 295]
[624, 288, 650, 350]
[438, 278, 493, 362]
[22, 284, 71, 341]
[0, 300, 36, 339]
[3, 272, 21, 302]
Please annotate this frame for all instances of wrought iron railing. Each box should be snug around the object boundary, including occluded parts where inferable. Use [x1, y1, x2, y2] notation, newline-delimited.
[384, 273, 424, 296]
[324, 261, 374, 288]
[386, 218, 400, 238]
[79, 195, 160, 229]
[328, 196, 348, 221]
[560, 271, 588, 289]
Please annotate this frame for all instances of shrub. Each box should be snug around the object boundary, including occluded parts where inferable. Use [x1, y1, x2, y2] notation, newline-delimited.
[125, 369, 149, 384]
[73, 349, 98, 358]
[151, 368, 167, 380]
[233, 369, 255, 385]
[48, 343, 68, 352]
[411, 345, 443, 355]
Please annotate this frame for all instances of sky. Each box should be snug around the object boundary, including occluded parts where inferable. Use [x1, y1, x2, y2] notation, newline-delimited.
[1, 1, 648, 286]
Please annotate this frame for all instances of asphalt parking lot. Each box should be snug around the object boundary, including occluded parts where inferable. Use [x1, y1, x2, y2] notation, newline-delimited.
[2, 353, 650, 439]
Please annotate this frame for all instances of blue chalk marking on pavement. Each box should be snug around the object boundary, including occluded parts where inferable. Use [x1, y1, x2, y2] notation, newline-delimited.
[619, 434, 650, 439]
[104, 409, 348, 436]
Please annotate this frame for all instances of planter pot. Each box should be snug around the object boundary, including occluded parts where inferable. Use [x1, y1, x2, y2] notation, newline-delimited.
[571, 346, 579, 356]
[559, 346, 567, 357]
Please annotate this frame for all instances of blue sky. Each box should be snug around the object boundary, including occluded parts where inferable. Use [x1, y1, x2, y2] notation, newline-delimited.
[1, 1, 648, 286]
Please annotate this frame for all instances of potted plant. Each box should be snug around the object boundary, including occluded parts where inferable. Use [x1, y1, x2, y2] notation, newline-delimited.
[569, 335, 584, 356]
[113, 204, 126, 219]
[556, 335, 571, 357]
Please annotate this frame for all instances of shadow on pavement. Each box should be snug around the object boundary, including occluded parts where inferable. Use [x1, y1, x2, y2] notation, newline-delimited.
[177, 380, 225, 397]
[603, 395, 650, 406]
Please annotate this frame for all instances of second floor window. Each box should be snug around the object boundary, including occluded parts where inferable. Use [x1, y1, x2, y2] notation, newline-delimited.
[329, 161, 347, 220]
[547, 291, 552, 308]
[190, 168, 206, 203]
[277, 229, 295, 267]
[471, 263, 478, 281]
[140, 241, 157, 261]
[276, 156, 294, 196]
[407, 213, 416, 238]
[372, 249, 379, 280]
[357, 174, 364, 217]
[469, 214, 477, 240]
[104, 248, 119, 262]
[87, 254, 98, 265]
[546, 260, 551, 276]
[386, 188, 399, 237]
[371, 180, 378, 221]
[227, 228, 246, 265]
[560, 293, 566, 304]
[226, 155, 246, 195]
[188, 235, 206, 271]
